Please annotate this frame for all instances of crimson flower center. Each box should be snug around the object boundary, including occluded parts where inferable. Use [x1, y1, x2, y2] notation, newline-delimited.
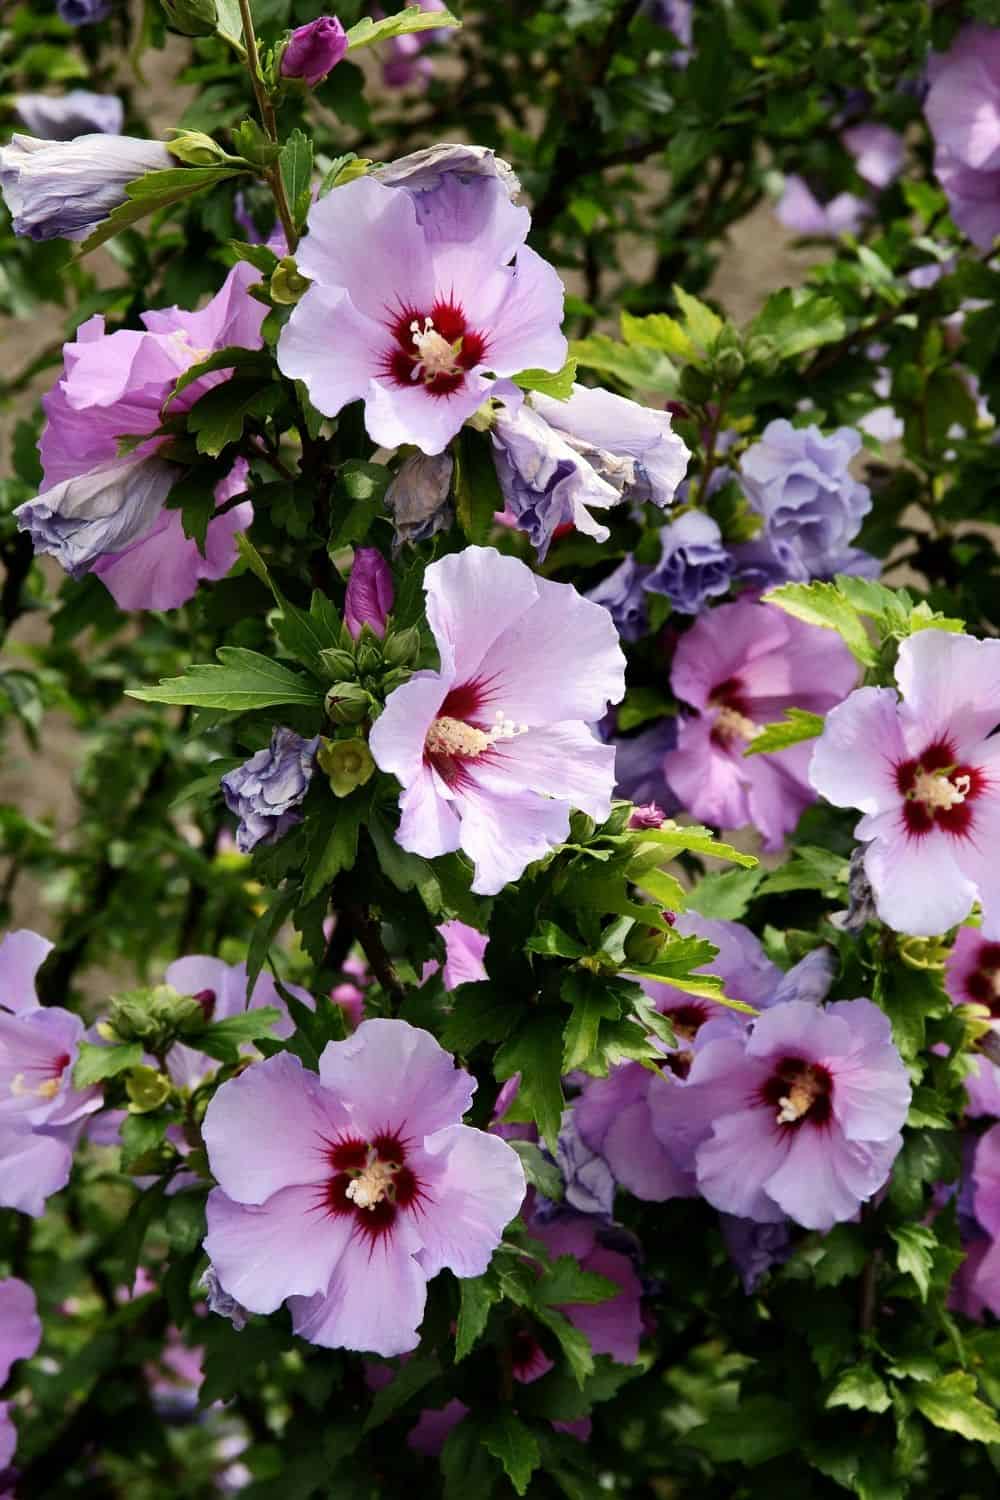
[896, 739, 982, 837]
[964, 942, 1000, 1016]
[384, 298, 488, 398]
[760, 1056, 833, 1128]
[321, 1130, 422, 1240]
[423, 680, 528, 786]
[709, 677, 759, 746]
[10, 1049, 71, 1101]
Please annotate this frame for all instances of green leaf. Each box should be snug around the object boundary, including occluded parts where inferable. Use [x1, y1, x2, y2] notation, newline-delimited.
[561, 970, 623, 1071]
[481, 1411, 541, 1498]
[621, 309, 697, 361]
[509, 1140, 564, 1202]
[362, 1353, 441, 1432]
[913, 1371, 1000, 1442]
[536, 1255, 620, 1308]
[746, 288, 846, 359]
[763, 580, 875, 667]
[78, 166, 247, 255]
[331, 460, 391, 548]
[302, 789, 366, 901]
[346, 4, 459, 50]
[186, 376, 282, 457]
[74, 1040, 144, 1087]
[757, 844, 848, 897]
[686, 1395, 804, 1465]
[812, 1224, 868, 1287]
[826, 1365, 892, 1415]
[192, 1006, 283, 1063]
[631, 823, 758, 868]
[686, 867, 764, 920]
[163, 347, 273, 412]
[630, 863, 688, 911]
[526, 922, 586, 959]
[569, 333, 678, 394]
[279, 129, 313, 230]
[318, 153, 372, 195]
[127, 647, 323, 711]
[455, 1272, 499, 1362]
[743, 707, 825, 757]
[512, 359, 578, 401]
[440, 984, 520, 1053]
[890, 1223, 937, 1302]
[226, 239, 280, 275]
[165, 1190, 207, 1255]
[116, 1179, 170, 1290]
[532, 1304, 594, 1386]
[441, 1419, 499, 1500]
[455, 427, 503, 545]
[246, 885, 298, 996]
[119, 1112, 170, 1171]
[673, 284, 724, 349]
[495, 1012, 565, 1151]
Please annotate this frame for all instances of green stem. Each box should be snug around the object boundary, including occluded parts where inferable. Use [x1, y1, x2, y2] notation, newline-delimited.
[236, 0, 298, 253]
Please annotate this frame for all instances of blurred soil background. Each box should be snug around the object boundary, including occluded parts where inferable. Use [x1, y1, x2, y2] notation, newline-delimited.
[0, 33, 815, 936]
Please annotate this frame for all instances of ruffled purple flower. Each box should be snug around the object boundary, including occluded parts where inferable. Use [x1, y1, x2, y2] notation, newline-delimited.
[611, 719, 678, 811]
[775, 175, 870, 238]
[737, 420, 872, 584]
[370, 546, 625, 895]
[926, 25, 1000, 249]
[373, 144, 521, 244]
[344, 548, 393, 639]
[551, 1109, 616, 1220]
[664, 597, 858, 850]
[644, 511, 733, 614]
[718, 1214, 793, 1293]
[14, 91, 123, 140]
[842, 123, 905, 189]
[810, 630, 1000, 938]
[586, 557, 651, 642]
[652, 998, 910, 1230]
[574, 1046, 698, 1205]
[0, 133, 170, 241]
[221, 728, 319, 855]
[277, 174, 566, 456]
[17, 264, 264, 607]
[56, 0, 110, 23]
[0, 929, 102, 1216]
[280, 16, 348, 87]
[628, 802, 666, 829]
[0, 1278, 41, 1384]
[202, 1019, 526, 1356]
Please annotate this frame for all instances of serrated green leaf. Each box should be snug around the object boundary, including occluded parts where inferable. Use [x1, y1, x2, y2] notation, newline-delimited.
[495, 1012, 565, 1151]
[279, 129, 313, 230]
[561, 970, 622, 1071]
[743, 707, 824, 757]
[120, 1112, 170, 1171]
[191, 1006, 283, 1063]
[686, 866, 764, 920]
[763, 580, 875, 667]
[455, 1272, 499, 1362]
[826, 1364, 892, 1414]
[913, 1371, 1000, 1442]
[536, 1255, 620, 1308]
[481, 1411, 541, 1497]
[526, 922, 586, 959]
[630, 823, 758, 868]
[532, 1304, 594, 1386]
[440, 984, 520, 1053]
[163, 347, 273, 412]
[621, 309, 697, 361]
[302, 789, 366, 901]
[346, 4, 459, 50]
[455, 427, 503, 545]
[673, 284, 724, 349]
[226, 239, 280, 275]
[512, 359, 577, 401]
[746, 288, 846, 358]
[569, 333, 678, 394]
[686, 1395, 803, 1464]
[74, 1040, 144, 1088]
[890, 1223, 937, 1302]
[509, 1140, 564, 1202]
[186, 377, 282, 457]
[362, 1352, 441, 1432]
[127, 647, 323, 711]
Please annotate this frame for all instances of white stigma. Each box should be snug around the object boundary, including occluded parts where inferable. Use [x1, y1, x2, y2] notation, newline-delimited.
[713, 705, 760, 743]
[775, 1071, 824, 1126]
[345, 1158, 396, 1211]
[409, 317, 462, 382]
[425, 710, 528, 761]
[911, 768, 970, 812]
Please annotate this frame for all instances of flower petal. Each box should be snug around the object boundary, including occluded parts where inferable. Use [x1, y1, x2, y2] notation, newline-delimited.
[204, 1185, 355, 1313]
[289, 1219, 428, 1357]
[411, 1122, 525, 1278]
[317, 1018, 476, 1142]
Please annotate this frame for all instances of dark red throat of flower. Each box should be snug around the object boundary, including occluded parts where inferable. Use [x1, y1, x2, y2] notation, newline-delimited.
[964, 942, 1000, 1016]
[384, 298, 487, 397]
[760, 1056, 833, 1128]
[193, 989, 216, 1021]
[319, 1130, 422, 1242]
[895, 739, 983, 837]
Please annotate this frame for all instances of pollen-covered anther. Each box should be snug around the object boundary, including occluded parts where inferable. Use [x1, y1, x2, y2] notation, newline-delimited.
[713, 705, 761, 743]
[425, 711, 528, 760]
[776, 1067, 827, 1125]
[409, 317, 463, 383]
[910, 768, 971, 812]
[345, 1157, 396, 1211]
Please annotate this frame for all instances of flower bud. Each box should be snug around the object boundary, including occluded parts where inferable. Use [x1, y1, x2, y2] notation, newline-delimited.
[279, 16, 349, 88]
[319, 647, 358, 682]
[744, 335, 779, 375]
[624, 924, 670, 965]
[317, 736, 376, 797]
[166, 130, 230, 167]
[126, 1066, 173, 1114]
[383, 624, 421, 667]
[270, 256, 311, 305]
[355, 638, 383, 675]
[160, 0, 217, 36]
[324, 681, 372, 724]
[344, 547, 394, 640]
[0, 133, 172, 243]
[628, 802, 667, 829]
[109, 983, 205, 1054]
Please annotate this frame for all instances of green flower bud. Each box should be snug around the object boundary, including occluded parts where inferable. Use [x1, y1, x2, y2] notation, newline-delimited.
[713, 346, 745, 383]
[270, 257, 312, 305]
[744, 335, 779, 375]
[160, 0, 217, 35]
[383, 625, 421, 667]
[319, 647, 358, 683]
[324, 681, 371, 724]
[355, 640, 383, 675]
[126, 1066, 173, 1114]
[108, 984, 204, 1053]
[166, 130, 230, 167]
[624, 924, 670, 966]
[317, 736, 376, 797]
[569, 810, 596, 844]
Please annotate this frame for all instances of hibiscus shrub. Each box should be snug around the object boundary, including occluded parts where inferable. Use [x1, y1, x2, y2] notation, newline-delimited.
[5, 0, 1000, 1495]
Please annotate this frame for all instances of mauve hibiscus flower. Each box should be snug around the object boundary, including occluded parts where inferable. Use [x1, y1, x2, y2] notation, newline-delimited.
[0, 1278, 41, 1385]
[277, 175, 567, 455]
[652, 998, 910, 1230]
[0, 929, 101, 1216]
[15, 264, 264, 609]
[202, 1020, 525, 1357]
[663, 598, 858, 850]
[810, 630, 1000, 938]
[370, 546, 625, 895]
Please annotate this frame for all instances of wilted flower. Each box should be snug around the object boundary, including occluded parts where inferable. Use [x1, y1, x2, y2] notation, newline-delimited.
[17, 265, 265, 608]
[0, 929, 102, 1216]
[0, 132, 170, 241]
[369, 546, 625, 894]
[644, 511, 733, 614]
[221, 728, 319, 854]
[664, 597, 858, 849]
[344, 548, 393, 639]
[203, 1020, 525, 1356]
[280, 16, 348, 86]
[810, 630, 1000, 937]
[14, 90, 123, 139]
[278, 175, 566, 455]
[384, 452, 454, 548]
[653, 999, 910, 1230]
[373, 143, 521, 241]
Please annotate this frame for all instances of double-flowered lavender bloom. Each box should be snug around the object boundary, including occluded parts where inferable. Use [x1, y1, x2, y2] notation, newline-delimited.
[279, 16, 348, 87]
[585, 556, 651, 642]
[0, 929, 101, 1217]
[278, 160, 567, 455]
[370, 546, 625, 894]
[810, 630, 1000, 937]
[925, 25, 1000, 250]
[735, 419, 875, 583]
[664, 597, 858, 850]
[202, 1019, 525, 1356]
[493, 385, 690, 560]
[0, 1277, 41, 1472]
[0, 133, 169, 241]
[644, 511, 733, 614]
[14, 90, 123, 139]
[221, 728, 319, 855]
[16, 264, 265, 609]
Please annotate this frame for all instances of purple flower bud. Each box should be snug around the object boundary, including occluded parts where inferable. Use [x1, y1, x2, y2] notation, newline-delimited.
[344, 548, 393, 640]
[15, 91, 124, 140]
[221, 728, 319, 854]
[15, 457, 178, 578]
[57, 0, 110, 24]
[628, 803, 666, 829]
[280, 16, 348, 88]
[0, 132, 171, 241]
